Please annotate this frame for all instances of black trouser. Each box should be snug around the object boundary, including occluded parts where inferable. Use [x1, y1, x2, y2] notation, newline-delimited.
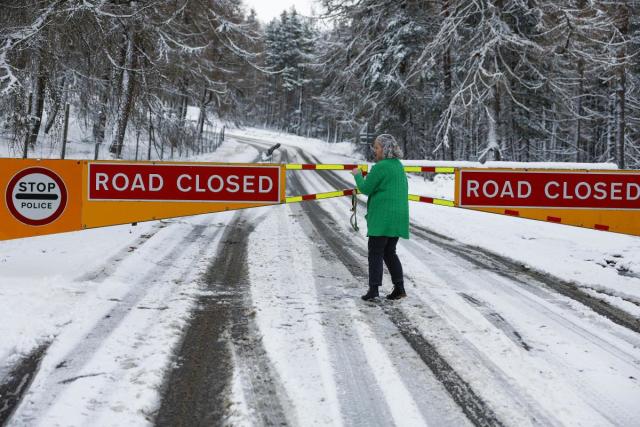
[368, 236, 403, 288]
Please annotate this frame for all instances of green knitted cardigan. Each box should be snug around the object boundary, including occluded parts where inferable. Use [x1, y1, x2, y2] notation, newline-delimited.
[354, 158, 409, 239]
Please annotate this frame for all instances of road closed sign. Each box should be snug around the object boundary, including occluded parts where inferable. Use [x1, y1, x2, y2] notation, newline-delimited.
[456, 168, 640, 236]
[5, 167, 68, 225]
[88, 163, 281, 203]
[0, 159, 286, 240]
[459, 170, 640, 209]
[82, 161, 286, 229]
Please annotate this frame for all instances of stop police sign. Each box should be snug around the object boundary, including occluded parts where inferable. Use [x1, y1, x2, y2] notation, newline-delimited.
[5, 167, 68, 225]
[459, 170, 640, 209]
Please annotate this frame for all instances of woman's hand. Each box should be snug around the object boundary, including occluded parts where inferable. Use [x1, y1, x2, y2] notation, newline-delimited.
[351, 167, 361, 176]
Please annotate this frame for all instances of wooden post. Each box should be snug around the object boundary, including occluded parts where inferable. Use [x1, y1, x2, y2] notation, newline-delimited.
[60, 103, 69, 159]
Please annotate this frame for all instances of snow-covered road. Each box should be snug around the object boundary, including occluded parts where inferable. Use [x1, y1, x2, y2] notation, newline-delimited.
[246, 142, 640, 426]
[1, 132, 640, 426]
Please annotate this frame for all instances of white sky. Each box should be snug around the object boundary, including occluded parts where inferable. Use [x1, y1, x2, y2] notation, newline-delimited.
[243, 0, 317, 23]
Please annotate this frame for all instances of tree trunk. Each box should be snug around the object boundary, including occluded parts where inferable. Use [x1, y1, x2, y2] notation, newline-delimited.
[542, 109, 547, 159]
[147, 108, 153, 160]
[479, 87, 502, 163]
[109, 29, 136, 158]
[550, 102, 558, 162]
[575, 59, 584, 162]
[25, 54, 47, 150]
[484, 107, 501, 162]
[60, 103, 69, 159]
[615, 3, 629, 169]
[44, 76, 65, 134]
[607, 85, 616, 161]
[22, 92, 32, 158]
[615, 66, 626, 169]
[442, 0, 454, 160]
[197, 88, 210, 139]
[297, 80, 303, 136]
[491, 86, 502, 161]
[93, 72, 110, 146]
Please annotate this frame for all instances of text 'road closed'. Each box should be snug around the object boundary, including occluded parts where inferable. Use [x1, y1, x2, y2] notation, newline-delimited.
[460, 170, 640, 209]
[88, 163, 281, 203]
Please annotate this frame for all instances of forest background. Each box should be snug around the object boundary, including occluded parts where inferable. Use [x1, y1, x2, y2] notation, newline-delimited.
[0, 0, 638, 166]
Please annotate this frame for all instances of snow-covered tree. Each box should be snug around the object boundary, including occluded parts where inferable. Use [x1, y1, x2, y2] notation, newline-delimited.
[0, 0, 255, 158]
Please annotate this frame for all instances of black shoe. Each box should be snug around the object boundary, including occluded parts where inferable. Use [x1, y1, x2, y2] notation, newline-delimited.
[361, 287, 379, 301]
[386, 285, 406, 300]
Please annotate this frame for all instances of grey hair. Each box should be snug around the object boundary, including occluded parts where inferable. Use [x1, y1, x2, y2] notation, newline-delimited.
[375, 134, 403, 159]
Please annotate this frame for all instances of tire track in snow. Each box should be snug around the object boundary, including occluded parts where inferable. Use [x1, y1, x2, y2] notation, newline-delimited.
[407, 226, 640, 357]
[458, 293, 532, 351]
[411, 225, 640, 335]
[0, 221, 172, 420]
[400, 234, 640, 425]
[152, 143, 291, 425]
[74, 221, 169, 283]
[285, 150, 500, 427]
[278, 148, 397, 425]
[0, 343, 49, 426]
[286, 175, 397, 426]
[155, 210, 292, 426]
[9, 219, 223, 425]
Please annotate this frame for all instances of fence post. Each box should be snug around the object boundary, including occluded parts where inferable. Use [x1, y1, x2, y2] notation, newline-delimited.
[60, 103, 69, 159]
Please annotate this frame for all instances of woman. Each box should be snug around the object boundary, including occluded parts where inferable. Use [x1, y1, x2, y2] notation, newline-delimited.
[351, 134, 409, 301]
